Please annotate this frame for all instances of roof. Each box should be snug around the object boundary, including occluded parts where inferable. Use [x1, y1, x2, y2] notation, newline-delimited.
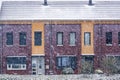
[0, 1, 120, 20]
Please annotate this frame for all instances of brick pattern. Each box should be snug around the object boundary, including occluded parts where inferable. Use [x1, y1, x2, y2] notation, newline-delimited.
[0, 24, 32, 75]
[45, 24, 81, 74]
[94, 24, 120, 68]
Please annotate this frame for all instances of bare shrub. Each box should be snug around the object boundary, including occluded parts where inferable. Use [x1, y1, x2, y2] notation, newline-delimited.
[81, 61, 93, 74]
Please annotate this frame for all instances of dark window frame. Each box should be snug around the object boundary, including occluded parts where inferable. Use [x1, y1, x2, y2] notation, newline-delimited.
[106, 32, 112, 45]
[6, 32, 13, 45]
[19, 32, 27, 45]
[118, 32, 120, 45]
[34, 31, 42, 46]
[84, 32, 91, 45]
[56, 32, 63, 45]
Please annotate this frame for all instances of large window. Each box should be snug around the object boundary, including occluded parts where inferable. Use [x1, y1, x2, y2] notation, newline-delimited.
[57, 32, 63, 45]
[6, 56, 26, 70]
[84, 32, 91, 45]
[19, 32, 26, 45]
[118, 32, 120, 45]
[34, 32, 42, 46]
[56, 56, 77, 69]
[6, 32, 13, 45]
[106, 32, 112, 45]
[69, 32, 76, 46]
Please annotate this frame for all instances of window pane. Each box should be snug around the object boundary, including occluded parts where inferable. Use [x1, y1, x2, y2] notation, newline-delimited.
[57, 32, 63, 45]
[19, 32, 26, 45]
[7, 57, 26, 64]
[34, 32, 42, 46]
[106, 32, 112, 44]
[62, 57, 70, 67]
[6, 32, 13, 45]
[118, 32, 120, 44]
[84, 32, 91, 45]
[56, 56, 77, 69]
[70, 32, 76, 45]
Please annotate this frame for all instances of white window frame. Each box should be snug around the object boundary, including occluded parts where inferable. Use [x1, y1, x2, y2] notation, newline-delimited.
[7, 56, 27, 70]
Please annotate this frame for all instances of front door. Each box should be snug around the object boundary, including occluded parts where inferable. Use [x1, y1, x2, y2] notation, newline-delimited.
[32, 57, 45, 75]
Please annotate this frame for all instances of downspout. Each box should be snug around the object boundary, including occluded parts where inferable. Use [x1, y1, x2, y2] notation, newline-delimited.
[49, 20, 53, 74]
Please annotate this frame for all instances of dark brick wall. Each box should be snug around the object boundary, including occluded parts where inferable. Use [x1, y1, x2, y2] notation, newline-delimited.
[45, 24, 81, 74]
[94, 24, 120, 68]
[1, 24, 32, 75]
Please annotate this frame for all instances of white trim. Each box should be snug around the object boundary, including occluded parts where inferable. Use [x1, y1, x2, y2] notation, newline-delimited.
[32, 54, 45, 56]
[106, 55, 120, 56]
[7, 56, 26, 57]
[7, 64, 26, 70]
[56, 55, 76, 57]
[81, 54, 95, 55]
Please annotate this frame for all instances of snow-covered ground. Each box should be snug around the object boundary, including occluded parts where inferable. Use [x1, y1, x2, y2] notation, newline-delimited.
[0, 74, 120, 80]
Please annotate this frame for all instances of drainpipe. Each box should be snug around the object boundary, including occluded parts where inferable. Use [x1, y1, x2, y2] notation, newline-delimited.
[0, 25, 3, 74]
[49, 21, 53, 74]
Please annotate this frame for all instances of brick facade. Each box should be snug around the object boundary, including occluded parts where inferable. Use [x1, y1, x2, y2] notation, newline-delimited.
[0, 24, 32, 75]
[44, 24, 81, 74]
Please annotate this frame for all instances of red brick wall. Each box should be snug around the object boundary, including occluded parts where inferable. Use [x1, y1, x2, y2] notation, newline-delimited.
[45, 24, 81, 74]
[1, 24, 32, 75]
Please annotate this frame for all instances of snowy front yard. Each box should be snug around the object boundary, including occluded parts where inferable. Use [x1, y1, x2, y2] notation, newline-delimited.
[0, 74, 120, 80]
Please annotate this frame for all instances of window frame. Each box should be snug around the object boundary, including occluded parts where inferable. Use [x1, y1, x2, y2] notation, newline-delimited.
[69, 32, 76, 46]
[34, 31, 42, 46]
[6, 56, 27, 70]
[84, 32, 91, 45]
[106, 32, 112, 46]
[19, 32, 27, 46]
[6, 32, 13, 45]
[118, 32, 120, 45]
[56, 32, 63, 46]
[56, 56, 77, 70]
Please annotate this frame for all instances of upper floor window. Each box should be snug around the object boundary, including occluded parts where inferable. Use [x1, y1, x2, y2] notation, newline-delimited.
[6, 32, 13, 45]
[69, 32, 76, 46]
[19, 32, 26, 45]
[106, 32, 112, 45]
[57, 32, 63, 45]
[34, 32, 42, 46]
[84, 32, 91, 45]
[118, 32, 120, 45]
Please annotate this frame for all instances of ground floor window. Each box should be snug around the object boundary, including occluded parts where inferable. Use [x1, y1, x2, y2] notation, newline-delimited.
[81, 55, 94, 73]
[56, 56, 77, 70]
[6, 56, 26, 70]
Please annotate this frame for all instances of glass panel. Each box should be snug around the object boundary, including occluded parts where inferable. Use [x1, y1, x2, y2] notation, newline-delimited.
[84, 32, 91, 45]
[6, 32, 13, 45]
[106, 32, 112, 45]
[57, 32, 63, 45]
[34, 32, 42, 46]
[19, 32, 26, 45]
[70, 32, 76, 45]
[118, 32, 120, 44]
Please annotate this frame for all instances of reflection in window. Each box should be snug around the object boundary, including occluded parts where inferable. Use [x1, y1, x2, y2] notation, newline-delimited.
[70, 32, 76, 45]
[84, 32, 91, 45]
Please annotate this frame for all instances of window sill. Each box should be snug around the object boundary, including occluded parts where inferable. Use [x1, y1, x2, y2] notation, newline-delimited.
[106, 44, 112, 46]
[19, 45, 27, 46]
[6, 45, 13, 47]
[69, 45, 76, 46]
[57, 45, 63, 46]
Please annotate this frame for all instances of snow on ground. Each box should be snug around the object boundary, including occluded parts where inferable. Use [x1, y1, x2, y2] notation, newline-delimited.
[0, 74, 120, 80]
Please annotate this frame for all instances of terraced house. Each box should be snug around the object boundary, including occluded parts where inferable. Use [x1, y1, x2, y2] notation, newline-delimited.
[0, 0, 120, 75]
